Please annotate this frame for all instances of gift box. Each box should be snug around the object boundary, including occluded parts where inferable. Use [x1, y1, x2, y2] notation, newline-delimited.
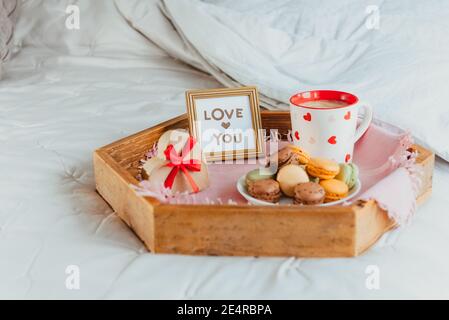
[142, 129, 209, 194]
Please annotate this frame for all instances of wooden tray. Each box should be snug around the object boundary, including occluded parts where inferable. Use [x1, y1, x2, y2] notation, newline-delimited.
[93, 111, 434, 257]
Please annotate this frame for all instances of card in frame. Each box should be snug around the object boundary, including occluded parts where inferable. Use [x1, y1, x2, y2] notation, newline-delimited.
[185, 86, 265, 162]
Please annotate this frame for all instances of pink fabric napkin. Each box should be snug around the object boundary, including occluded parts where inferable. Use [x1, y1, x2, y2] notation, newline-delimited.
[352, 120, 421, 225]
[135, 120, 421, 225]
[358, 167, 418, 225]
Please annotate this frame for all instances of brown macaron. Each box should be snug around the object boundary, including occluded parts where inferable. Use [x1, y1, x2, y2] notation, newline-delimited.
[269, 145, 310, 169]
[247, 179, 281, 203]
[293, 182, 325, 205]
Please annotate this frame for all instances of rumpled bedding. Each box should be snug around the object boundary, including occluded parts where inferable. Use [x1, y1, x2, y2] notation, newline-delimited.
[1, 0, 449, 299]
[0, 0, 18, 78]
[116, 0, 449, 162]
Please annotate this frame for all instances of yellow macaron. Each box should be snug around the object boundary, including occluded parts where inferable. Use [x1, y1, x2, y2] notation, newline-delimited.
[319, 179, 349, 203]
[276, 164, 310, 197]
[306, 157, 340, 180]
[289, 145, 310, 165]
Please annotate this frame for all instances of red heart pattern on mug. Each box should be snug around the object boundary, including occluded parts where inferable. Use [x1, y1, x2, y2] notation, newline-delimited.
[289, 90, 369, 164]
[303, 113, 312, 122]
[294, 131, 300, 141]
[328, 136, 337, 145]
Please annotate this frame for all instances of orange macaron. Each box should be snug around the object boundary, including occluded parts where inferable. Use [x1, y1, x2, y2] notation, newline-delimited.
[306, 157, 340, 180]
[319, 179, 349, 203]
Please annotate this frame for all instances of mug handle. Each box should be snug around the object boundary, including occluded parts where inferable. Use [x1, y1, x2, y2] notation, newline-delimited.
[354, 104, 373, 142]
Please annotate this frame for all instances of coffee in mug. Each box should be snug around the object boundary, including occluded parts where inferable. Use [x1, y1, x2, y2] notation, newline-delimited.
[300, 100, 349, 109]
[289, 90, 372, 163]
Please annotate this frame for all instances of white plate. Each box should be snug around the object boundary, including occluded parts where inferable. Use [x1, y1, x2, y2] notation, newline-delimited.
[237, 175, 361, 207]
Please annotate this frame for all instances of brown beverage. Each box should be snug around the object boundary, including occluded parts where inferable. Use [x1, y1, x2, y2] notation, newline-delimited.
[300, 100, 349, 109]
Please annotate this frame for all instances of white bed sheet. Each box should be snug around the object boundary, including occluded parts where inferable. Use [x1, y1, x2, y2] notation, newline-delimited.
[1, 47, 449, 299]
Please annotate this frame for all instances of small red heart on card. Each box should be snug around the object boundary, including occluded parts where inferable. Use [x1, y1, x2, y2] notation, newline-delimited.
[344, 111, 351, 120]
[294, 131, 300, 140]
[328, 136, 337, 144]
[303, 113, 312, 121]
[345, 154, 351, 163]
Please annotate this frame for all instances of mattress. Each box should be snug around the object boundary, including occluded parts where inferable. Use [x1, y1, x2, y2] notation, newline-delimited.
[0, 45, 448, 299]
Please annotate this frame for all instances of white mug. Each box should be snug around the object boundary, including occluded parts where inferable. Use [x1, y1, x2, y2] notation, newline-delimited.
[289, 90, 372, 163]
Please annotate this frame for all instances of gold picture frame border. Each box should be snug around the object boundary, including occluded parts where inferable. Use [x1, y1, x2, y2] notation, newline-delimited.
[185, 86, 265, 162]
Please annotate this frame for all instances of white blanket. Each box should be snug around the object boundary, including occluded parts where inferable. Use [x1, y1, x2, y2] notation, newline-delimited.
[116, 0, 449, 162]
[1, 0, 449, 299]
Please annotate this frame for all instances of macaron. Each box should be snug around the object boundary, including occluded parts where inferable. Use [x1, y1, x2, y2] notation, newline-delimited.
[269, 144, 310, 169]
[319, 179, 349, 203]
[294, 182, 325, 205]
[246, 167, 277, 187]
[247, 179, 281, 203]
[335, 163, 359, 189]
[306, 157, 340, 180]
[276, 164, 310, 197]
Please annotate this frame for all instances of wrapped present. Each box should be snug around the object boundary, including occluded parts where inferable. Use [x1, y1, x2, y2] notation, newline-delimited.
[142, 129, 209, 194]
